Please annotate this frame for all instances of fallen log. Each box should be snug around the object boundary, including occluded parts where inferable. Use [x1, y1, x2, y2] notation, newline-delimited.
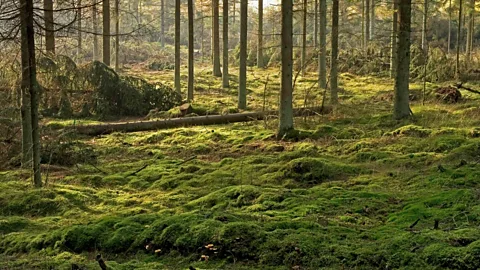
[73, 107, 331, 136]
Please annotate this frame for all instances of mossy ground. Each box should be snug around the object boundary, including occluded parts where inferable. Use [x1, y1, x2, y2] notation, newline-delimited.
[3, 65, 480, 269]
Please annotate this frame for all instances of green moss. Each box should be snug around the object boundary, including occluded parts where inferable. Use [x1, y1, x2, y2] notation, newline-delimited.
[388, 125, 433, 137]
[282, 157, 359, 184]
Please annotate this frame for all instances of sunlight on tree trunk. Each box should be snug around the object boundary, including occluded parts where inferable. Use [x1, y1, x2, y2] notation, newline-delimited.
[175, 0, 181, 94]
[278, 0, 294, 138]
[365, 0, 370, 46]
[315, 0, 318, 48]
[103, 0, 111, 66]
[394, 0, 412, 120]
[188, 0, 194, 101]
[161, 0, 165, 48]
[421, 0, 428, 52]
[301, 0, 307, 76]
[456, 0, 463, 77]
[93, 3, 99, 61]
[257, 0, 264, 68]
[319, 0, 327, 89]
[77, 0, 82, 60]
[238, 0, 247, 109]
[466, 0, 475, 58]
[371, 0, 375, 40]
[448, 0, 452, 54]
[223, 0, 230, 88]
[330, 0, 339, 105]
[115, 0, 120, 71]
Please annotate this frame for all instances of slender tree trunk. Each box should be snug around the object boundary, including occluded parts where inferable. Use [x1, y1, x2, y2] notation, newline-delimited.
[161, 0, 165, 48]
[238, 0, 247, 109]
[362, 0, 365, 48]
[233, 0, 236, 24]
[456, 0, 463, 76]
[223, 0, 230, 88]
[44, 0, 55, 54]
[278, 0, 294, 137]
[20, 0, 41, 187]
[103, 0, 111, 66]
[213, 0, 222, 76]
[394, 0, 412, 120]
[390, 0, 398, 78]
[467, 0, 475, 57]
[421, 0, 428, 52]
[77, 0, 82, 60]
[188, 0, 194, 101]
[315, 0, 318, 48]
[319, 0, 327, 89]
[448, 0, 452, 53]
[175, 0, 181, 94]
[201, 0, 205, 62]
[371, 0, 375, 40]
[93, 3, 99, 61]
[365, 0, 370, 46]
[301, 0, 307, 76]
[331, 0, 339, 104]
[257, 0, 264, 68]
[115, 0, 120, 71]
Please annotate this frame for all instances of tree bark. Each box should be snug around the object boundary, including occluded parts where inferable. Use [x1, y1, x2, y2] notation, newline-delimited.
[319, 0, 327, 89]
[44, 0, 55, 54]
[103, 0, 111, 66]
[421, 0, 428, 52]
[115, 0, 120, 71]
[77, 0, 82, 60]
[362, 0, 365, 48]
[201, 0, 205, 62]
[330, 0, 339, 105]
[20, 0, 42, 187]
[238, 0, 247, 109]
[301, 0, 307, 76]
[257, 0, 264, 68]
[278, 0, 294, 137]
[223, 0, 230, 88]
[394, 0, 412, 120]
[390, 0, 398, 78]
[93, 2, 99, 61]
[213, 0, 222, 76]
[161, 0, 165, 48]
[448, 0, 452, 53]
[175, 0, 181, 94]
[370, 0, 375, 40]
[456, 0, 463, 76]
[75, 107, 328, 136]
[466, 0, 475, 57]
[365, 0, 370, 46]
[188, 0, 194, 101]
[315, 0, 318, 48]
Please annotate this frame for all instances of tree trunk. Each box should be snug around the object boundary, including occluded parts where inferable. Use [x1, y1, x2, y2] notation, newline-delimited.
[330, 0, 339, 105]
[238, 0, 247, 109]
[103, 0, 111, 66]
[223, 0, 230, 88]
[115, 0, 120, 71]
[161, 0, 165, 48]
[257, 0, 264, 68]
[390, 0, 398, 78]
[213, 0, 222, 76]
[201, 0, 205, 62]
[466, 0, 475, 57]
[301, 0, 307, 76]
[77, 0, 82, 60]
[448, 0, 452, 53]
[93, 3, 99, 61]
[365, 0, 370, 46]
[456, 0, 463, 76]
[44, 0, 55, 54]
[188, 0, 194, 101]
[421, 0, 427, 52]
[278, 0, 294, 137]
[370, 0, 375, 40]
[315, 0, 318, 48]
[394, 0, 412, 120]
[362, 0, 365, 48]
[175, 0, 181, 94]
[20, 0, 41, 187]
[319, 0, 327, 89]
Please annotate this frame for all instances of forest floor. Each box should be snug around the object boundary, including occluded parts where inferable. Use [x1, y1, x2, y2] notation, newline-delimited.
[2, 66, 480, 269]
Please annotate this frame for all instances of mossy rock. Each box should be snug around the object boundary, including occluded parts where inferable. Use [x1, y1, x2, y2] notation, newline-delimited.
[388, 125, 432, 137]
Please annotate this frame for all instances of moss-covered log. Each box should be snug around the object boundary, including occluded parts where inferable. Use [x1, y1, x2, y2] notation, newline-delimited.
[74, 107, 330, 136]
